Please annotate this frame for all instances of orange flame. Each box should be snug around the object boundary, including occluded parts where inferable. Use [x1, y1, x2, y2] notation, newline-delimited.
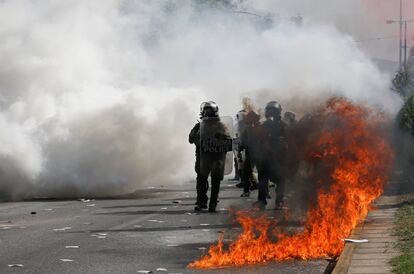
[189, 97, 393, 268]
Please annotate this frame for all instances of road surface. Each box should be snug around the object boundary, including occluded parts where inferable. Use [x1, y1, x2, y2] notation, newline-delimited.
[0, 180, 330, 274]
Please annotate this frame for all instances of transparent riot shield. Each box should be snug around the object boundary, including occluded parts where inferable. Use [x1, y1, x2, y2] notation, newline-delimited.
[200, 116, 234, 177]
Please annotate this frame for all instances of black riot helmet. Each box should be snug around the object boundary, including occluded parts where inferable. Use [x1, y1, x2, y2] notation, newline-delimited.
[265, 101, 282, 120]
[200, 101, 219, 118]
[283, 111, 296, 126]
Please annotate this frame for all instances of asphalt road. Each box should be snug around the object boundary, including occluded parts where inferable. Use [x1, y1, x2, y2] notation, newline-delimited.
[0, 180, 330, 274]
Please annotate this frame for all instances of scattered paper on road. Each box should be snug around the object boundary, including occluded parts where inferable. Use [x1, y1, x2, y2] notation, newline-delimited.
[8, 264, 23, 267]
[79, 198, 95, 202]
[65, 246, 79, 249]
[137, 270, 153, 273]
[92, 233, 107, 239]
[156, 268, 167, 272]
[344, 238, 369, 243]
[60, 259, 74, 262]
[147, 220, 164, 223]
[53, 227, 71, 231]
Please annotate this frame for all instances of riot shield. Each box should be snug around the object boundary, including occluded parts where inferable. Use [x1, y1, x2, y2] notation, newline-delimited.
[200, 116, 234, 177]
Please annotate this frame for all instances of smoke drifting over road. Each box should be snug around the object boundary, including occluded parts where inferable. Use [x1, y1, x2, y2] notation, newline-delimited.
[0, 0, 401, 200]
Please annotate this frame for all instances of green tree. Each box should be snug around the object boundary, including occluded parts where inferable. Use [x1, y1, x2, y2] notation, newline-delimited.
[392, 66, 414, 98]
[397, 93, 414, 135]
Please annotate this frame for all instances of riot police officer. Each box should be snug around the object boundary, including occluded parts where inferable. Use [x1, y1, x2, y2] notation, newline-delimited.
[256, 101, 287, 209]
[233, 110, 247, 184]
[189, 101, 231, 212]
[239, 110, 261, 197]
[283, 111, 297, 128]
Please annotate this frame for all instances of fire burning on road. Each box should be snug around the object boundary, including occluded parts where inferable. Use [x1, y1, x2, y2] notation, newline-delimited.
[189, 97, 393, 269]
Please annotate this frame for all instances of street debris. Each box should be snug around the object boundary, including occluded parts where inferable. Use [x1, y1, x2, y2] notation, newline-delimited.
[44, 208, 53, 211]
[167, 244, 178, 247]
[200, 224, 209, 226]
[172, 200, 182, 204]
[160, 207, 168, 210]
[156, 267, 167, 272]
[60, 259, 74, 262]
[65, 246, 79, 249]
[53, 227, 72, 231]
[137, 270, 152, 273]
[86, 204, 96, 207]
[202, 229, 210, 232]
[31, 212, 37, 215]
[92, 233, 108, 239]
[184, 213, 192, 215]
[8, 264, 23, 267]
[344, 238, 369, 243]
[79, 198, 95, 202]
[147, 220, 164, 223]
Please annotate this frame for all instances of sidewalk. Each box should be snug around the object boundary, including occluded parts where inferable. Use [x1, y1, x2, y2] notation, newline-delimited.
[334, 195, 400, 274]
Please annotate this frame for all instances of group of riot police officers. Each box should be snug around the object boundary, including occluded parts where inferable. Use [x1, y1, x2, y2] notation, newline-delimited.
[189, 100, 296, 212]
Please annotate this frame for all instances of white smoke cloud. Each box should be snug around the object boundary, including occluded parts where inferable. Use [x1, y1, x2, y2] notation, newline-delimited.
[0, 0, 401, 199]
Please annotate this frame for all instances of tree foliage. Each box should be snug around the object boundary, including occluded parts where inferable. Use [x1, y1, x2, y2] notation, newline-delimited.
[392, 66, 414, 98]
[398, 93, 414, 135]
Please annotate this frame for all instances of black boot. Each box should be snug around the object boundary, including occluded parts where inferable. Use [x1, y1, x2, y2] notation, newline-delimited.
[209, 179, 221, 213]
[195, 174, 208, 210]
[195, 203, 208, 211]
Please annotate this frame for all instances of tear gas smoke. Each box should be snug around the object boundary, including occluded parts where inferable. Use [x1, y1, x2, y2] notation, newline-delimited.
[0, 0, 401, 200]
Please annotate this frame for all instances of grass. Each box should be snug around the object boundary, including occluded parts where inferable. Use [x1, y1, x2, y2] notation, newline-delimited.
[391, 197, 414, 274]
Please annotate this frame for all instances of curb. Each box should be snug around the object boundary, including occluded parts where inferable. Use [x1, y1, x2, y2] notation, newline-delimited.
[331, 227, 362, 274]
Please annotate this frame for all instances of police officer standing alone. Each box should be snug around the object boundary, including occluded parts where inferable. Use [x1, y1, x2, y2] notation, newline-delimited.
[189, 102, 231, 212]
